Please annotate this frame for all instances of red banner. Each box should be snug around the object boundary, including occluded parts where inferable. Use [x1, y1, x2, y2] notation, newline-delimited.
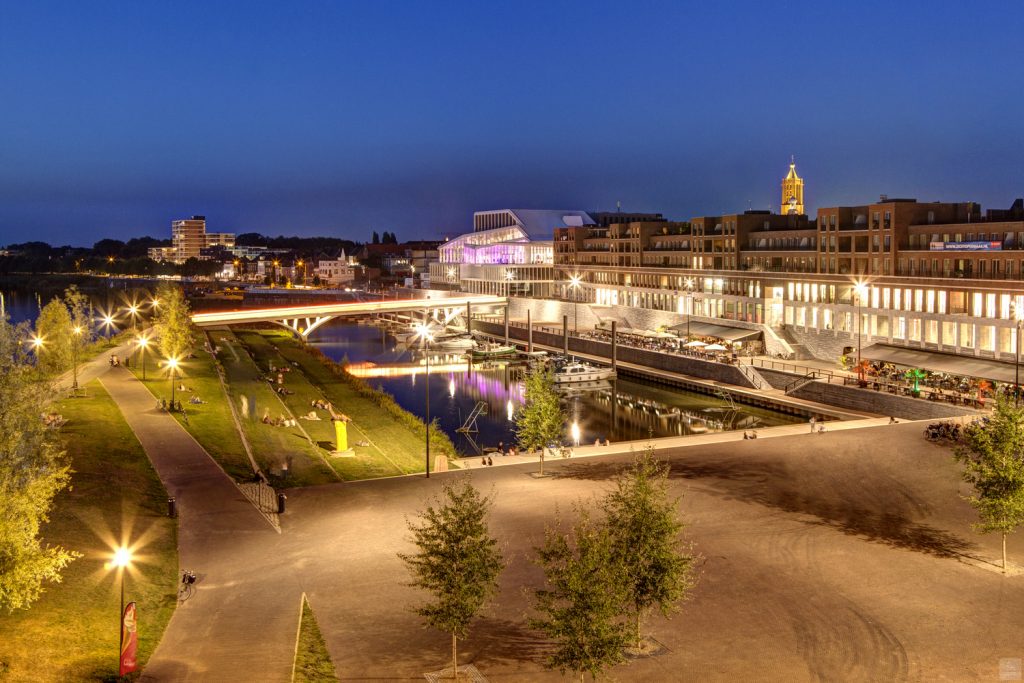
[120, 601, 138, 676]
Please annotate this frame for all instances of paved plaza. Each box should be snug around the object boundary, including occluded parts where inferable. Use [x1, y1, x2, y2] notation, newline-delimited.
[78, 353, 1022, 682]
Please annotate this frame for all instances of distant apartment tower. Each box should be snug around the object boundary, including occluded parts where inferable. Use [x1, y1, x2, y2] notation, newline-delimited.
[172, 216, 208, 261]
[150, 215, 236, 263]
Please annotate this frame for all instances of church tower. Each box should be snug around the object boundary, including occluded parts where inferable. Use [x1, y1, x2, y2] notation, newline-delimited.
[781, 157, 805, 215]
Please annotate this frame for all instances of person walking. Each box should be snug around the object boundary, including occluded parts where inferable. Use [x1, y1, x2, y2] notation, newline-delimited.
[809, 416, 817, 433]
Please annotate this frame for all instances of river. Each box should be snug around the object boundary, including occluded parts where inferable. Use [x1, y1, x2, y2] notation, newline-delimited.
[307, 321, 801, 454]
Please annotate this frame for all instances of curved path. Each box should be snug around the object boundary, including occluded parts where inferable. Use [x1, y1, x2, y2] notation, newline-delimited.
[96, 363, 302, 681]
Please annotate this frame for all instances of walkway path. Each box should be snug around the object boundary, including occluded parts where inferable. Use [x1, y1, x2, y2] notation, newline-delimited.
[96, 365, 302, 681]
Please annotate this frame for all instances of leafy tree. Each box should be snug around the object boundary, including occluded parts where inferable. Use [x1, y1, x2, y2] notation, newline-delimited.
[955, 396, 1024, 573]
[515, 366, 566, 475]
[602, 448, 698, 650]
[399, 480, 504, 681]
[154, 284, 195, 361]
[531, 507, 628, 681]
[372, 231, 380, 244]
[0, 316, 80, 610]
[33, 299, 73, 376]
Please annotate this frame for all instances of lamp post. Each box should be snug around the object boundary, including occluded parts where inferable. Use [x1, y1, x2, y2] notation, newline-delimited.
[102, 314, 115, 340]
[127, 304, 139, 331]
[71, 326, 82, 393]
[167, 357, 179, 409]
[1014, 301, 1023, 406]
[853, 281, 868, 383]
[109, 547, 132, 677]
[684, 277, 695, 339]
[413, 323, 434, 478]
[568, 273, 582, 333]
[137, 337, 149, 381]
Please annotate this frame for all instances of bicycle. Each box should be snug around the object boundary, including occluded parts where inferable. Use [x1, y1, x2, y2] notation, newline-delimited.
[178, 569, 197, 602]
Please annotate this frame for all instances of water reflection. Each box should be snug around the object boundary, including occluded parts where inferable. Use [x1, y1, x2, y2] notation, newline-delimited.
[310, 322, 800, 454]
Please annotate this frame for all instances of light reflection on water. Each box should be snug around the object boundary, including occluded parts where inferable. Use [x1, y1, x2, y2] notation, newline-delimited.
[309, 321, 801, 454]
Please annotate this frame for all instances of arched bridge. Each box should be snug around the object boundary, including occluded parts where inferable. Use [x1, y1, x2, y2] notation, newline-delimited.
[191, 294, 509, 338]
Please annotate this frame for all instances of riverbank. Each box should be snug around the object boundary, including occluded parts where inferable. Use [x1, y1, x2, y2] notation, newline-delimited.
[0, 381, 177, 680]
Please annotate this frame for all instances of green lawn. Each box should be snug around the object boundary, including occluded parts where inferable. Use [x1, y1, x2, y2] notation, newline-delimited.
[0, 381, 177, 682]
[128, 338, 253, 482]
[207, 329, 337, 487]
[256, 330, 460, 478]
[293, 596, 339, 682]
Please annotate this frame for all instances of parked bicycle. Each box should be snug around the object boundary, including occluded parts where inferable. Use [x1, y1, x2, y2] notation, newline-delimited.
[178, 569, 197, 602]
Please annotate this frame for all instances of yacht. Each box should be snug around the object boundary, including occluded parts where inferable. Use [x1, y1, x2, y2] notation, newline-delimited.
[434, 335, 476, 351]
[554, 361, 617, 384]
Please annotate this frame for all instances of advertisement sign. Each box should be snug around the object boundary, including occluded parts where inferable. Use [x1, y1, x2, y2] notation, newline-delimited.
[120, 601, 138, 676]
[929, 241, 1002, 251]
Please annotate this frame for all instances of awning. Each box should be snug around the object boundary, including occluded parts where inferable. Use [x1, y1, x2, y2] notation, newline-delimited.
[861, 343, 1018, 383]
[669, 320, 761, 343]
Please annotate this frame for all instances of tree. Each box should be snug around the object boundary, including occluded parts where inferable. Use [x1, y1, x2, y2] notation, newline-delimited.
[602, 448, 698, 651]
[399, 480, 504, 681]
[154, 284, 195, 361]
[955, 396, 1024, 573]
[515, 366, 566, 475]
[372, 231, 380, 244]
[34, 299, 73, 376]
[531, 507, 628, 681]
[0, 316, 79, 610]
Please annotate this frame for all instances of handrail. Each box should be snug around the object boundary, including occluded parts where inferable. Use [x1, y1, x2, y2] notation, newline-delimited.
[783, 371, 819, 394]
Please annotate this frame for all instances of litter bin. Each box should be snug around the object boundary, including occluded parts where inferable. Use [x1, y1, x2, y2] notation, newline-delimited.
[168, 497, 177, 518]
[277, 493, 287, 514]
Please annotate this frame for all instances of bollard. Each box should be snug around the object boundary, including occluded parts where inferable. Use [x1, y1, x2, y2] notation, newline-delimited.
[167, 497, 177, 518]
[277, 493, 287, 514]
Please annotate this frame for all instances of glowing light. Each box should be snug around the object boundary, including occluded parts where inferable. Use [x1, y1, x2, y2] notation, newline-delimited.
[570, 421, 581, 446]
[568, 273, 582, 288]
[166, 357, 180, 371]
[447, 267, 457, 278]
[30, 335, 44, 349]
[506, 399, 514, 421]
[73, 326, 83, 335]
[137, 336, 149, 349]
[448, 378, 455, 398]
[853, 280, 869, 302]
[111, 547, 132, 568]
[505, 269, 515, 281]
[103, 314, 114, 326]
[412, 322, 435, 344]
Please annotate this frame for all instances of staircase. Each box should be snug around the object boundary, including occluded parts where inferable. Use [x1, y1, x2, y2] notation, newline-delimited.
[784, 371, 821, 395]
[774, 325, 814, 360]
[736, 361, 769, 390]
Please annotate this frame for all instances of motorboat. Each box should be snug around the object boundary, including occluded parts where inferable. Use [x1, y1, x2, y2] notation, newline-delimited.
[469, 341, 518, 359]
[554, 361, 617, 384]
[434, 335, 476, 351]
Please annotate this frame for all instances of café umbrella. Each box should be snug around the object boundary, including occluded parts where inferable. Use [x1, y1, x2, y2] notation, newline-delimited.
[704, 343, 728, 352]
[684, 340, 707, 348]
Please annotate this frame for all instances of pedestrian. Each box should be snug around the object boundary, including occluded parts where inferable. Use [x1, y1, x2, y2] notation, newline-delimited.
[481, 457, 486, 467]
[487, 456, 493, 466]
[809, 416, 817, 433]
[889, 416, 898, 424]
[498, 440, 505, 455]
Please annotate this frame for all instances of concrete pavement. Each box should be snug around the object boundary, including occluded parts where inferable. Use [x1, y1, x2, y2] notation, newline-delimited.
[99, 367, 302, 682]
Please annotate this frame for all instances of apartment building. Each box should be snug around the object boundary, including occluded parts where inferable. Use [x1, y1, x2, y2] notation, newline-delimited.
[148, 215, 236, 264]
[552, 165, 1024, 366]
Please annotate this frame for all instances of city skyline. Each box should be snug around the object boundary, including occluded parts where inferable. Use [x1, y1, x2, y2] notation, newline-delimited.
[2, 2, 1023, 246]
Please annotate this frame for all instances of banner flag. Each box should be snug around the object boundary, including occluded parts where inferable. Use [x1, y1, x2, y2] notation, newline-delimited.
[120, 601, 138, 676]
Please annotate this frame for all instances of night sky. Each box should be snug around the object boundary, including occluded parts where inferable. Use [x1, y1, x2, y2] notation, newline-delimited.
[2, 1, 1023, 246]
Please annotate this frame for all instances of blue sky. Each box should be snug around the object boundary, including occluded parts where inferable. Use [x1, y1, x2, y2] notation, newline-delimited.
[1, 1, 1023, 245]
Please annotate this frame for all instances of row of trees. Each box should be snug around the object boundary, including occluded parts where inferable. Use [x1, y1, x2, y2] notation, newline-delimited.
[400, 450, 698, 681]
[0, 316, 79, 611]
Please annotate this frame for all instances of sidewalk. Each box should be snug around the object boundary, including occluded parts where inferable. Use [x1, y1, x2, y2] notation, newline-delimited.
[99, 367, 301, 682]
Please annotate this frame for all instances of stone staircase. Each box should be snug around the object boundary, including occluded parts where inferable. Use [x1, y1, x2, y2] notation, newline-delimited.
[774, 325, 814, 360]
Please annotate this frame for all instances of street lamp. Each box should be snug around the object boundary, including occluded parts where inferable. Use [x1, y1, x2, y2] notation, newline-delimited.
[683, 277, 695, 340]
[853, 281, 869, 383]
[137, 336, 149, 381]
[412, 322, 435, 478]
[72, 326, 83, 393]
[101, 314, 116, 339]
[568, 273, 582, 333]
[107, 546, 133, 678]
[1014, 300, 1024, 406]
[505, 268, 515, 297]
[127, 304, 139, 331]
[166, 357, 180, 409]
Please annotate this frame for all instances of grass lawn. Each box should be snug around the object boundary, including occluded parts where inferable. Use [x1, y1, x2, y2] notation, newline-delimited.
[207, 329, 336, 488]
[128, 338, 253, 482]
[255, 330, 460, 479]
[293, 596, 339, 682]
[0, 380, 177, 682]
